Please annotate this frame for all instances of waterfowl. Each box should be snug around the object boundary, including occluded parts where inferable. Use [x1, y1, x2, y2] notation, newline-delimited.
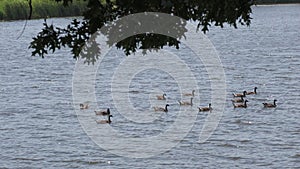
[199, 103, 212, 112]
[233, 100, 248, 108]
[96, 115, 113, 124]
[156, 93, 167, 100]
[95, 108, 110, 116]
[153, 104, 170, 112]
[184, 90, 195, 97]
[178, 98, 193, 106]
[263, 99, 277, 108]
[246, 87, 257, 95]
[233, 91, 247, 97]
[231, 96, 244, 103]
[80, 103, 89, 109]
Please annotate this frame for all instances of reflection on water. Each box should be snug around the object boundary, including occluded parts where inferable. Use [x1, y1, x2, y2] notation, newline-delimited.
[0, 5, 300, 168]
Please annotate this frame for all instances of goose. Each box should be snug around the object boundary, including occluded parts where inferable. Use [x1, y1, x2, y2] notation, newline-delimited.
[96, 115, 113, 124]
[156, 93, 167, 100]
[178, 98, 193, 106]
[153, 104, 169, 112]
[233, 91, 247, 97]
[246, 87, 257, 95]
[184, 90, 195, 97]
[263, 99, 277, 108]
[95, 108, 110, 116]
[233, 100, 248, 108]
[231, 96, 244, 103]
[80, 103, 89, 109]
[199, 103, 212, 112]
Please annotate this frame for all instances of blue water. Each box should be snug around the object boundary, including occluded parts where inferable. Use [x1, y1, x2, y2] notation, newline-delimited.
[0, 5, 299, 168]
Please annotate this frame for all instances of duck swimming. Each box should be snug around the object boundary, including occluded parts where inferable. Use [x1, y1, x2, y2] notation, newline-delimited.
[246, 87, 257, 95]
[263, 99, 277, 108]
[199, 103, 212, 112]
[96, 115, 113, 124]
[153, 104, 170, 112]
[178, 98, 193, 106]
[95, 108, 110, 116]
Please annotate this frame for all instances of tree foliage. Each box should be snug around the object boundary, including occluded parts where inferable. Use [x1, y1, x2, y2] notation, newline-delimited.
[29, 0, 253, 63]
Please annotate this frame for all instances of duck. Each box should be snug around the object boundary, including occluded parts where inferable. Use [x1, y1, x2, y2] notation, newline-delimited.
[246, 87, 257, 95]
[184, 90, 195, 97]
[233, 100, 248, 108]
[233, 91, 247, 97]
[263, 99, 277, 108]
[96, 115, 113, 124]
[156, 93, 167, 100]
[231, 96, 244, 103]
[95, 108, 110, 116]
[153, 104, 170, 112]
[178, 98, 193, 106]
[198, 103, 212, 112]
[80, 103, 89, 109]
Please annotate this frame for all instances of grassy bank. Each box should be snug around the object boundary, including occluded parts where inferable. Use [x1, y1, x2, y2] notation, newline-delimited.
[0, 0, 87, 21]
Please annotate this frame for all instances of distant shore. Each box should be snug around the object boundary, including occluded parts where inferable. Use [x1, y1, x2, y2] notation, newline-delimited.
[1, 0, 299, 21]
[0, 0, 86, 21]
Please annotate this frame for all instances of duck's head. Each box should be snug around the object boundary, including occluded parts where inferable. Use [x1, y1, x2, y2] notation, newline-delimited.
[166, 104, 170, 107]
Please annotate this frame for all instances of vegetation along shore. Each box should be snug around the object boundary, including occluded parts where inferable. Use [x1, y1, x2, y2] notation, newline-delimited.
[0, 0, 87, 21]
[1, 0, 300, 21]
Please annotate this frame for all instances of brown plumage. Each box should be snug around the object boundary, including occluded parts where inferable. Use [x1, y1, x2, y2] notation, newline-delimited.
[156, 93, 167, 100]
[80, 103, 89, 109]
[233, 100, 248, 108]
[153, 104, 170, 112]
[199, 103, 212, 112]
[95, 108, 110, 116]
[231, 96, 244, 103]
[184, 90, 195, 97]
[233, 91, 247, 97]
[178, 98, 193, 106]
[263, 99, 277, 108]
[96, 115, 113, 124]
[246, 87, 257, 95]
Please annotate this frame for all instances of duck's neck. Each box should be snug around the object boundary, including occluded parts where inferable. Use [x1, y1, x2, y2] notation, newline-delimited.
[254, 88, 257, 93]
[190, 98, 193, 105]
[274, 100, 277, 106]
[165, 105, 168, 111]
[244, 102, 247, 107]
[108, 116, 111, 123]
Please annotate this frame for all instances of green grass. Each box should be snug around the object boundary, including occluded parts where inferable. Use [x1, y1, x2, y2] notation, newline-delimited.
[0, 0, 87, 21]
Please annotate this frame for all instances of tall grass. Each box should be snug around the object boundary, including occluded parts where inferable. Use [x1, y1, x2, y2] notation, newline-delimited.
[0, 0, 87, 21]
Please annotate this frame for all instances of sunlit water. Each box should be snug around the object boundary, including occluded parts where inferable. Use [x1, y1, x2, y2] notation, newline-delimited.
[0, 5, 299, 168]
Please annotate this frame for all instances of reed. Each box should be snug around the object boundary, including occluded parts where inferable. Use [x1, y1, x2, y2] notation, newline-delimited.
[0, 0, 87, 21]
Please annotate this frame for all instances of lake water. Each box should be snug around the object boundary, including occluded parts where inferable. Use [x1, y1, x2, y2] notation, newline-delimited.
[0, 4, 299, 168]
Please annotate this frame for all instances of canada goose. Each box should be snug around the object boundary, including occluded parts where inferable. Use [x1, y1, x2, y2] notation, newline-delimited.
[199, 103, 212, 112]
[231, 96, 244, 103]
[153, 104, 170, 112]
[96, 115, 113, 124]
[233, 91, 247, 97]
[184, 90, 195, 96]
[80, 103, 89, 109]
[156, 93, 167, 100]
[246, 87, 257, 95]
[263, 99, 277, 108]
[233, 100, 248, 108]
[95, 108, 110, 116]
[178, 98, 193, 106]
